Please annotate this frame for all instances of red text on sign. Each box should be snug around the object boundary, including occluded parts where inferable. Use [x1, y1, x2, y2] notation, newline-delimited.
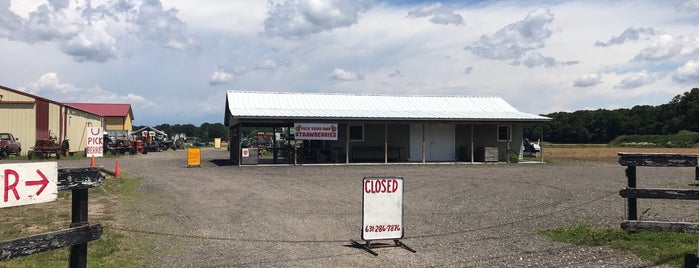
[87, 137, 102, 145]
[3, 169, 19, 202]
[364, 224, 401, 233]
[364, 179, 399, 194]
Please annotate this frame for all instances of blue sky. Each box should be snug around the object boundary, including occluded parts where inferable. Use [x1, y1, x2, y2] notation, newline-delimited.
[1, 0, 699, 125]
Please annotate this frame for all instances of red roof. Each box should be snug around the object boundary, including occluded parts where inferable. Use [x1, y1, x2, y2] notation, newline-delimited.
[65, 103, 133, 118]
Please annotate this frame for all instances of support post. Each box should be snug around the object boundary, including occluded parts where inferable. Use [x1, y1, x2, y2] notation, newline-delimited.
[540, 125, 544, 163]
[346, 124, 350, 164]
[69, 188, 89, 268]
[384, 124, 388, 164]
[470, 124, 474, 164]
[626, 166, 637, 221]
[421, 123, 426, 163]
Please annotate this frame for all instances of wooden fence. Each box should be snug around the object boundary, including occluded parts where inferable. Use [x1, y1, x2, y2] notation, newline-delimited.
[0, 167, 104, 268]
[618, 153, 699, 268]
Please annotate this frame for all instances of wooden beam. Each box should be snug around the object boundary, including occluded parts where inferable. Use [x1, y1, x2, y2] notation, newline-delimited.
[618, 153, 699, 167]
[0, 225, 103, 260]
[621, 220, 699, 233]
[57, 167, 103, 191]
[620, 188, 699, 200]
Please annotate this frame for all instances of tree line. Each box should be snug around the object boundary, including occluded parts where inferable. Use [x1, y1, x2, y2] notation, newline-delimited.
[525, 88, 699, 144]
[132, 123, 228, 142]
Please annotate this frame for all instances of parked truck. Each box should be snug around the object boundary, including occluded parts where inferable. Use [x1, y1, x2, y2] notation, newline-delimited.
[0, 133, 22, 159]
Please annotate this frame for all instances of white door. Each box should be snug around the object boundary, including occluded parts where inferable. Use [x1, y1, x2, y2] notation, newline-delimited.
[427, 124, 455, 161]
[410, 123, 455, 161]
[409, 124, 423, 161]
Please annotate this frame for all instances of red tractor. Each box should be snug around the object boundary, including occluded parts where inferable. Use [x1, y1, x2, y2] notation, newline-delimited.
[27, 137, 62, 160]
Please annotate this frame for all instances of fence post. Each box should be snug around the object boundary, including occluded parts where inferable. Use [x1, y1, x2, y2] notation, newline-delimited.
[69, 188, 89, 268]
[626, 166, 637, 221]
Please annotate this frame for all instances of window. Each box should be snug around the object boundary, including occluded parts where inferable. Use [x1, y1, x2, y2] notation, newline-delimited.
[349, 125, 364, 141]
[497, 125, 511, 142]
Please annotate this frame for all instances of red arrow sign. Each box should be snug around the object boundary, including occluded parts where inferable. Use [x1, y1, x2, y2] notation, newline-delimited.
[24, 169, 49, 196]
[1, 162, 57, 208]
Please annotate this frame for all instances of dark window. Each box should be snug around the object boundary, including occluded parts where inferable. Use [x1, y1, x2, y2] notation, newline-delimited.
[349, 125, 364, 141]
[497, 125, 510, 142]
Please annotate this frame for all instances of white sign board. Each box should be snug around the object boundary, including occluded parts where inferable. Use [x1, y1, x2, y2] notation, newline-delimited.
[294, 123, 338, 140]
[86, 127, 103, 157]
[1, 162, 58, 208]
[362, 176, 403, 241]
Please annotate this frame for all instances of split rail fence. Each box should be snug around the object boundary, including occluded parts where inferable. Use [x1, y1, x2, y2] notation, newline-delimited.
[618, 153, 699, 267]
[0, 167, 104, 268]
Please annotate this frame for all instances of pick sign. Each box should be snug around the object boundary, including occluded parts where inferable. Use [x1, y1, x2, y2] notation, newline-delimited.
[1, 162, 58, 208]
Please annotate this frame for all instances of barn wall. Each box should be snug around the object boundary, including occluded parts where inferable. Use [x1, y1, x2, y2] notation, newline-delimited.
[48, 102, 62, 139]
[66, 107, 103, 153]
[0, 103, 35, 155]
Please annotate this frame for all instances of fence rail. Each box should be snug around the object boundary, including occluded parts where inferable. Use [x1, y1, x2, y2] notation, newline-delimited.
[0, 167, 104, 267]
[618, 153, 699, 234]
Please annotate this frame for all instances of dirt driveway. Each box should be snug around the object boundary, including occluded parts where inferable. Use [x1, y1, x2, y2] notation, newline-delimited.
[76, 148, 698, 267]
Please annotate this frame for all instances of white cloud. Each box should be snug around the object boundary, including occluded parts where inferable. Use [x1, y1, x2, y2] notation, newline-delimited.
[330, 68, 362, 81]
[465, 8, 556, 67]
[573, 73, 603, 87]
[463, 66, 473, 74]
[512, 52, 556, 68]
[595, 27, 657, 47]
[407, 3, 464, 26]
[614, 70, 659, 89]
[633, 34, 685, 61]
[677, 0, 699, 11]
[20, 72, 154, 105]
[388, 69, 401, 78]
[134, 0, 196, 50]
[262, 0, 373, 38]
[0, 0, 194, 62]
[255, 59, 278, 70]
[673, 60, 699, 82]
[60, 23, 117, 63]
[209, 71, 234, 85]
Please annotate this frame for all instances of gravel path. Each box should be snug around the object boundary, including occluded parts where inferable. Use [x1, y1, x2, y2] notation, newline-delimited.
[68, 148, 698, 267]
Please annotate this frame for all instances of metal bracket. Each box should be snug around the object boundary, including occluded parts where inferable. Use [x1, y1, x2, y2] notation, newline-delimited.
[351, 239, 416, 256]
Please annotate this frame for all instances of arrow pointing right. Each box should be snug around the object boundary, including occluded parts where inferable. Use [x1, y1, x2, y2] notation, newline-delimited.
[24, 169, 49, 196]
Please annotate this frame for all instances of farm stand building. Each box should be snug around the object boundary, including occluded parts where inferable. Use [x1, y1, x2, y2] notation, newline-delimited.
[224, 91, 550, 165]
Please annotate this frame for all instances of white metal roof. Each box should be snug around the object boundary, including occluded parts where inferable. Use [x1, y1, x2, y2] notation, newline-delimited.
[225, 91, 550, 122]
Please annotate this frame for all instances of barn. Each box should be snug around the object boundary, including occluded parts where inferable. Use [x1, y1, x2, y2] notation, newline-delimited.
[0, 85, 133, 155]
[224, 91, 550, 165]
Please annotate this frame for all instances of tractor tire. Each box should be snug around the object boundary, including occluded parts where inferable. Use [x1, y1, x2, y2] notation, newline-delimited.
[55, 151, 60, 160]
[27, 151, 33, 160]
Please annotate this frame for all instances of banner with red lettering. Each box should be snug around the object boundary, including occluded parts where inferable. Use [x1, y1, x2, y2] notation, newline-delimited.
[85, 127, 103, 157]
[362, 176, 403, 241]
[294, 123, 338, 140]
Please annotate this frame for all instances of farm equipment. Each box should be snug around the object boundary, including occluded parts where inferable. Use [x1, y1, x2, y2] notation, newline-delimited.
[28, 138, 62, 159]
[106, 137, 135, 154]
[522, 138, 541, 157]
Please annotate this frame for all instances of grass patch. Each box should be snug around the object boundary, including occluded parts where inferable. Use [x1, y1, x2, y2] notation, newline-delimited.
[542, 143, 610, 148]
[540, 225, 698, 267]
[0, 173, 148, 268]
[610, 131, 699, 148]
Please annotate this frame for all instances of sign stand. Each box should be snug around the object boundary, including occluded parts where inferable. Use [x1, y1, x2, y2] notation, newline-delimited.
[355, 176, 416, 256]
[350, 239, 415, 256]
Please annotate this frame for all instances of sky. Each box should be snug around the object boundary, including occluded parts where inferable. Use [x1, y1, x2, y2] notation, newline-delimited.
[1, 0, 699, 126]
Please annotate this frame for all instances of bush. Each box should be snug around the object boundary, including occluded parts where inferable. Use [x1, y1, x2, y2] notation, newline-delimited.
[609, 131, 699, 148]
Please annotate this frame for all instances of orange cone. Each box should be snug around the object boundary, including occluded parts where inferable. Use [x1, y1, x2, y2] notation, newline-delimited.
[115, 160, 121, 178]
[90, 156, 96, 167]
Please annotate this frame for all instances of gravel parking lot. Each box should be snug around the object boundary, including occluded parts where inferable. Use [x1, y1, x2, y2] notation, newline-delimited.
[73, 148, 699, 267]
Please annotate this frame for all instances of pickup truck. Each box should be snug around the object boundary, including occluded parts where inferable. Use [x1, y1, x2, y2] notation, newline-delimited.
[0, 133, 21, 159]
